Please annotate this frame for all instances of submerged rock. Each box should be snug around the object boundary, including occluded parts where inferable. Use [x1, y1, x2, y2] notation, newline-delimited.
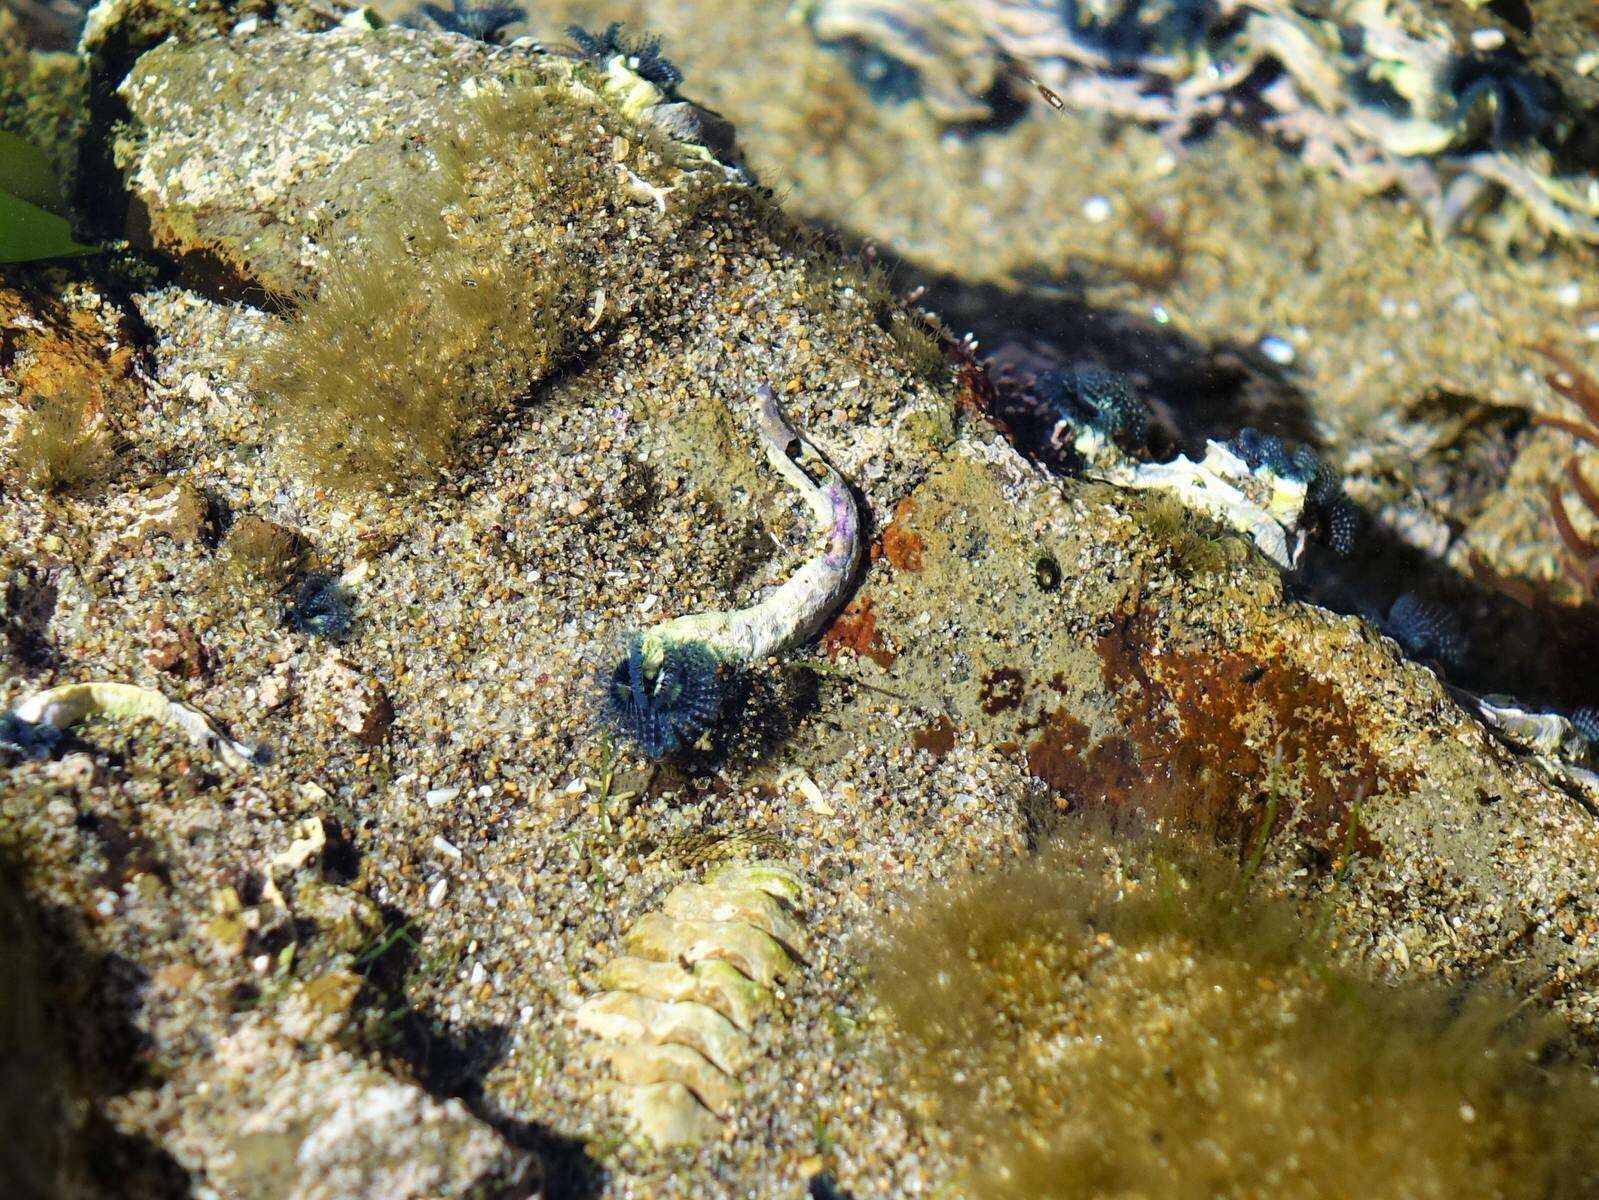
[6, 5, 1599, 1197]
[112, 1021, 538, 1200]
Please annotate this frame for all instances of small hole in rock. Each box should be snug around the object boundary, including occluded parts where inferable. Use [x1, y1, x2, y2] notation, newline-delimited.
[1034, 554, 1062, 592]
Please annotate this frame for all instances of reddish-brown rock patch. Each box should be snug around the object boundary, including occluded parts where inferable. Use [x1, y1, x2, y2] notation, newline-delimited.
[822, 596, 896, 668]
[1024, 612, 1393, 860]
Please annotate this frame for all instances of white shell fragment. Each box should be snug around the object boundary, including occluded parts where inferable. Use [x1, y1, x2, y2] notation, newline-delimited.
[1471, 696, 1586, 760]
[1068, 425, 1309, 569]
[1468, 695, 1599, 795]
[9, 681, 262, 771]
[575, 860, 805, 1146]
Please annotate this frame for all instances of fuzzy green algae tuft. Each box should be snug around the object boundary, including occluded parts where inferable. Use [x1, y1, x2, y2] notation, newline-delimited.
[868, 828, 1599, 1200]
[246, 86, 605, 494]
[8, 380, 119, 494]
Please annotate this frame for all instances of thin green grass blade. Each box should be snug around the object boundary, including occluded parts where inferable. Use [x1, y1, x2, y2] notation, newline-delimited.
[0, 189, 97, 263]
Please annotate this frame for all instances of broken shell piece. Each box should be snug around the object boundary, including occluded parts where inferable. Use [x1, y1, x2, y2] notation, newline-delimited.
[640, 386, 862, 668]
[578, 859, 806, 1145]
[8, 681, 262, 770]
[1468, 694, 1599, 796]
[309, 654, 393, 744]
[124, 480, 210, 545]
[1471, 695, 1588, 760]
[626, 912, 795, 987]
[575, 992, 752, 1076]
[614, 1082, 722, 1148]
[1069, 425, 1308, 569]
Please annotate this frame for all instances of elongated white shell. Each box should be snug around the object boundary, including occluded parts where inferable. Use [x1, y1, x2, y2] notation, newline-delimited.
[10, 681, 261, 771]
[644, 386, 862, 665]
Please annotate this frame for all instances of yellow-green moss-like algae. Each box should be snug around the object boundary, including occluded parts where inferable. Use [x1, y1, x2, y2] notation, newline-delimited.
[8, 381, 117, 494]
[246, 86, 606, 494]
[868, 830, 1599, 1200]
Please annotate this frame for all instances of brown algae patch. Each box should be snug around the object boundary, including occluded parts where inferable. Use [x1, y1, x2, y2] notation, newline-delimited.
[245, 87, 606, 494]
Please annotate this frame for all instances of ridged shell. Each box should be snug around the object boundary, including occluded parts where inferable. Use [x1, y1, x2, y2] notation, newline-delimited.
[575, 861, 806, 1145]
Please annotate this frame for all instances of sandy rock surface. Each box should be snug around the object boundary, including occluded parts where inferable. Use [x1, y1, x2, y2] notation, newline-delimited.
[5, 4, 1599, 1197]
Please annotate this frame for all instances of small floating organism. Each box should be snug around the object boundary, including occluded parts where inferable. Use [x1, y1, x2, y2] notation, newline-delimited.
[602, 385, 861, 758]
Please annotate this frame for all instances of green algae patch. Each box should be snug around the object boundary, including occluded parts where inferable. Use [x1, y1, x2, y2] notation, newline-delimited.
[245, 84, 609, 494]
[869, 828, 1599, 1200]
[8, 378, 118, 493]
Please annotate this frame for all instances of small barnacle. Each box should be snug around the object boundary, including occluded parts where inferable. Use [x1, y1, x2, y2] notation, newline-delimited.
[1037, 363, 1148, 448]
[287, 571, 355, 641]
[603, 635, 724, 759]
[1385, 592, 1468, 670]
[568, 22, 684, 92]
[0, 712, 62, 761]
[1444, 51, 1559, 150]
[411, 0, 526, 43]
[1033, 553, 1062, 592]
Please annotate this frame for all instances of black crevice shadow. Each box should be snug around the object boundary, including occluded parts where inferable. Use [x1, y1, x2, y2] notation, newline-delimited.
[353, 902, 607, 1199]
[3, 869, 191, 1199]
